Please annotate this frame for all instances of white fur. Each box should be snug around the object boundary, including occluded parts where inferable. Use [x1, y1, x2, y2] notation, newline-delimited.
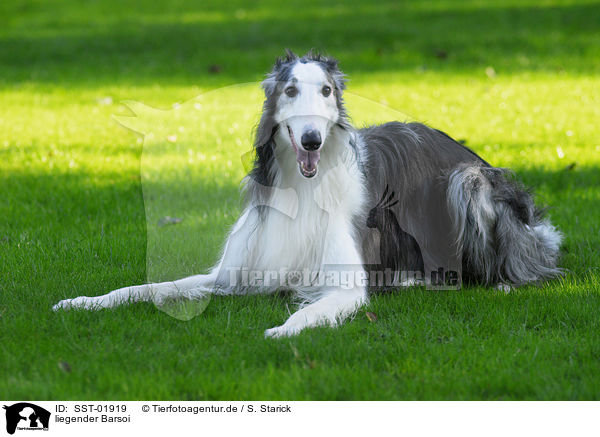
[276, 62, 339, 177]
[53, 60, 369, 338]
[533, 221, 563, 254]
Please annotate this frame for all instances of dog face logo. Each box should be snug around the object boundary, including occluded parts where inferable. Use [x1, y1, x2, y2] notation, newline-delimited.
[3, 403, 50, 434]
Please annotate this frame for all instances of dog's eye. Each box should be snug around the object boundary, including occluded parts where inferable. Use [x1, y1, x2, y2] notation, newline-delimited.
[322, 85, 332, 97]
[285, 86, 298, 98]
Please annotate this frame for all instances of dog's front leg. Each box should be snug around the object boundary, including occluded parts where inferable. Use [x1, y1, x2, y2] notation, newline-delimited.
[264, 285, 367, 338]
[52, 273, 217, 311]
[264, 221, 368, 338]
[53, 208, 260, 311]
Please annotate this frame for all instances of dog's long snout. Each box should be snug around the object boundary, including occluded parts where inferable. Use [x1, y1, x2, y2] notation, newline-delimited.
[301, 129, 322, 151]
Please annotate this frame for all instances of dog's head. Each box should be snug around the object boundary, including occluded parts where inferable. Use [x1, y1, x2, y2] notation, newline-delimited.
[258, 50, 348, 179]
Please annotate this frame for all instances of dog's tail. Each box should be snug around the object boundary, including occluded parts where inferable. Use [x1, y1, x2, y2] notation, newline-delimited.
[447, 163, 562, 285]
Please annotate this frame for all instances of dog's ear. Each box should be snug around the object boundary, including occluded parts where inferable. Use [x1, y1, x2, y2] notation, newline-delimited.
[314, 53, 346, 92]
[261, 71, 278, 96]
[322, 56, 338, 70]
[274, 49, 297, 68]
[284, 48, 298, 63]
[330, 67, 346, 92]
[325, 58, 346, 91]
[262, 49, 299, 95]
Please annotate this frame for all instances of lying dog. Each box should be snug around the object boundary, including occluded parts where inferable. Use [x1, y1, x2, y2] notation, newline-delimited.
[53, 50, 562, 337]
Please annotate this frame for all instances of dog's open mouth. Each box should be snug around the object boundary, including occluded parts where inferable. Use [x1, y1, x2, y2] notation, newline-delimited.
[287, 125, 320, 178]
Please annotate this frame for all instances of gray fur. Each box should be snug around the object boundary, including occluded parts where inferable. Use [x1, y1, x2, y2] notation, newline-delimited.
[356, 122, 562, 286]
[446, 164, 562, 284]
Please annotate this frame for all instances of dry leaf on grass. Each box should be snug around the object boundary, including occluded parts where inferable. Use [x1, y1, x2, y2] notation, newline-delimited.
[365, 312, 378, 322]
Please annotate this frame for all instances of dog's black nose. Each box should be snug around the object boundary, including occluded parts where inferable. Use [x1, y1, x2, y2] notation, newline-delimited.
[301, 130, 322, 151]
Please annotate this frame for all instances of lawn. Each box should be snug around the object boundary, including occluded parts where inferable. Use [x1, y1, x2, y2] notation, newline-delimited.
[1, 0, 599, 400]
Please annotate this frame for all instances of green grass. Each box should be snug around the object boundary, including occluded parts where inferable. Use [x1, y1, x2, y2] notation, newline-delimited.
[1, 0, 600, 400]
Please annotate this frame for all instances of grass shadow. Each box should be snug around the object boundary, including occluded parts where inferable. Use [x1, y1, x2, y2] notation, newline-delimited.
[2, 0, 599, 88]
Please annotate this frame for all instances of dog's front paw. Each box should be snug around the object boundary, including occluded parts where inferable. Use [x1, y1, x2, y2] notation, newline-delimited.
[264, 324, 302, 338]
[264, 307, 337, 338]
[52, 296, 101, 311]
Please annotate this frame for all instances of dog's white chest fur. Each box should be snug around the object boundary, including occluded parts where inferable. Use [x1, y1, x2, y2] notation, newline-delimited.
[246, 162, 366, 274]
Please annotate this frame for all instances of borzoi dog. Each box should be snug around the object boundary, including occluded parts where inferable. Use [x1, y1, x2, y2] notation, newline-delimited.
[53, 50, 562, 337]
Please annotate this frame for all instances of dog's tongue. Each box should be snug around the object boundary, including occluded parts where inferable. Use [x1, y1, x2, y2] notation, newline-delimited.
[296, 148, 320, 173]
